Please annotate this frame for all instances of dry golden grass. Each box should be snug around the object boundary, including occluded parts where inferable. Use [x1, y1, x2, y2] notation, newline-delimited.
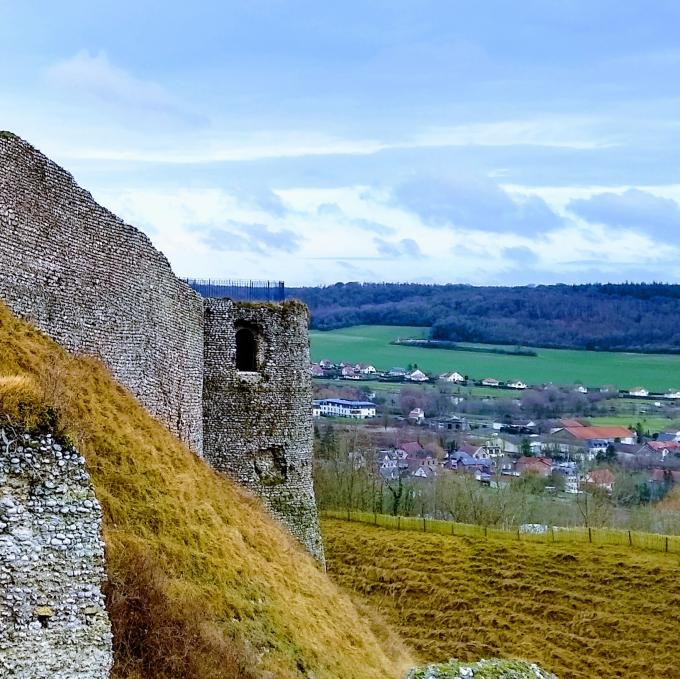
[322, 518, 680, 679]
[0, 302, 413, 679]
[660, 486, 680, 512]
[0, 373, 52, 430]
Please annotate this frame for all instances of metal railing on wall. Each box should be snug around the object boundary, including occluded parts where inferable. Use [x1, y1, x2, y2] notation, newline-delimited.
[184, 279, 285, 302]
[322, 509, 680, 555]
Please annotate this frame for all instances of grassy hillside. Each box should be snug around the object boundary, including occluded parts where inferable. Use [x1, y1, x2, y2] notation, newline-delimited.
[0, 302, 413, 679]
[322, 518, 680, 679]
[310, 325, 680, 391]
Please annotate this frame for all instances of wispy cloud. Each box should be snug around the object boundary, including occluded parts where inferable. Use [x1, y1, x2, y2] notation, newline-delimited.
[392, 174, 563, 234]
[204, 221, 302, 254]
[412, 118, 614, 151]
[316, 203, 395, 236]
[568, 188, 680, 241]
[45, 50, 205, 125]
[374, 237, 423, 258]
[50, 115, 611, 164]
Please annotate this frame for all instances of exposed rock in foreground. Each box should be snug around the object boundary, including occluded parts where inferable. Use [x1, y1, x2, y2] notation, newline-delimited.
[0, 425, 112, 678]
[407, 659, 557, 679]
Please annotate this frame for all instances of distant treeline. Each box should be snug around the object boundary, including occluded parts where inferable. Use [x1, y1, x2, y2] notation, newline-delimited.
[289, 282, 680, 353]
[391, 338, 537, 357]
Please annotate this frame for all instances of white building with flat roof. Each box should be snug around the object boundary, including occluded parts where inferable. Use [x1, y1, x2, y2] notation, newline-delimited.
[315, 398, 377, 419]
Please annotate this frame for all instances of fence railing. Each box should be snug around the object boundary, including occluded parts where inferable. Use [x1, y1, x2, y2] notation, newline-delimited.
[322, 509, 680, 555]
[184, 278, 285, 302]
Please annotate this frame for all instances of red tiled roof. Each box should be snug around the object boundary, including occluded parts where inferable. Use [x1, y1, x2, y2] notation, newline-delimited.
[400, 442, 424, 455]
[586, 468, 616, 485]
[647, 440, 680, 451]
[564, 426, 632, 440]
[516, 456, 552, 469]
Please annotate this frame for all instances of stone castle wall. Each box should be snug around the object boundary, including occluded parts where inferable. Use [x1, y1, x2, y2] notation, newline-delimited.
[203, 299, 324, 562]
[0, 132, 322, 561]
[0, 132, 204, 453]
[0, 426, 113, 678]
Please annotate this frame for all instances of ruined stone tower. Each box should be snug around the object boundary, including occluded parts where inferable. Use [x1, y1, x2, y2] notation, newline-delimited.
[0, 132, 323, 561]
[203, 299, 322, 557]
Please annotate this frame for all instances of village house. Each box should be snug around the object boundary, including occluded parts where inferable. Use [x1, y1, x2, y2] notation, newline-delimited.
[611, 441, 650, 463]
[550, 424, 635, 460]
[355, 363, 377, 375]
[399, 441, 426, 457]
[516, 456, 553, 477]
[575, 385, 588, 394]
[319, 359, 334, 369]
[406, 454, 438, 478]
[310, 363, 325, 377]
[496, 455, 518, 476]
[440, 371, 465, 383]
[645, 440, 680, 460]
[408, 407, 425, 423]
[312, 402, 322, 418]
[629, 386, 649, 397]
[341, 365, 360, 379]
[407, 369, 429, 382]
[664, 389, 680, 399]
[444, 452, 492, 477]
[659, 431, 680, 442]
[428, 415, 469, 432]
[481, 377, 500, 387]
[552, 461, 579, 492]
[584, 468, 616, 492]
[456, 441, 486, 459]
[315, 398, 377, 419]
[508, 379, 527, 390]
[453, 436, 504, 459]
[377, 448, 409, 479]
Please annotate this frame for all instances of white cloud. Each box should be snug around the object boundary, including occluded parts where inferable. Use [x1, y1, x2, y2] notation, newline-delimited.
[46, 112, 611, 164]
[412, 117, 614, 151]
[45, 50, 203, 124]
[85, 181, 680, 286]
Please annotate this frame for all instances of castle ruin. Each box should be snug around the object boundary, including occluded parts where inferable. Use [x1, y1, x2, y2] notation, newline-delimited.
[0, 131, 323, 561]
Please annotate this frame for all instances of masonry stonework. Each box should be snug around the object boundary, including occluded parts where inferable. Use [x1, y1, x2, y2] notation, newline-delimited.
[0, 132, 204, 453]
[203, 299, 324, 562]
[0, 426, 113, 678]
[0, 132, 323, 561]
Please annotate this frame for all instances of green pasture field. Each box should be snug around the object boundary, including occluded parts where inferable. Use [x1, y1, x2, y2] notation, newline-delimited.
[310, 325, 680, 392]
[588, 415, 680, 431]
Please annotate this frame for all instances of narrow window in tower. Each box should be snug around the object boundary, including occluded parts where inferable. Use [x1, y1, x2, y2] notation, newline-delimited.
[235, 327, 257, 371]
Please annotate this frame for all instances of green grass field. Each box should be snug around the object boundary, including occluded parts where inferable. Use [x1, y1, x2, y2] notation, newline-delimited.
[310, 325, 680, 392]
[589, 415, 680, 431]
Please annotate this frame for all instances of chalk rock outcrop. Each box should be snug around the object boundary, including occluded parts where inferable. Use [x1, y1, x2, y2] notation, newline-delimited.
[0, 426, 112, 678]
[407, 658, 558, 679]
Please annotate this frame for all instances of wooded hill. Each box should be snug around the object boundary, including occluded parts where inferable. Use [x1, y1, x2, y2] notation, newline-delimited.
[290, 283, 680, 353]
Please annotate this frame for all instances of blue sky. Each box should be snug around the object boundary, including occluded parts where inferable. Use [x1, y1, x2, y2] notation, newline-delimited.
[4, 1, 680, 285]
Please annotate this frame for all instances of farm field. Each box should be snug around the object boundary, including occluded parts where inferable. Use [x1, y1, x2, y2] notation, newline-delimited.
[588, 415, 678, 431]
[310, 325, 680, 392]
[322, 518, 680, 679]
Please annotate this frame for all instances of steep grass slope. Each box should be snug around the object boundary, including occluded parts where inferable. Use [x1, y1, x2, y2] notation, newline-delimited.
[323, 519, 680, 679]
[0, 301, 413, 679]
